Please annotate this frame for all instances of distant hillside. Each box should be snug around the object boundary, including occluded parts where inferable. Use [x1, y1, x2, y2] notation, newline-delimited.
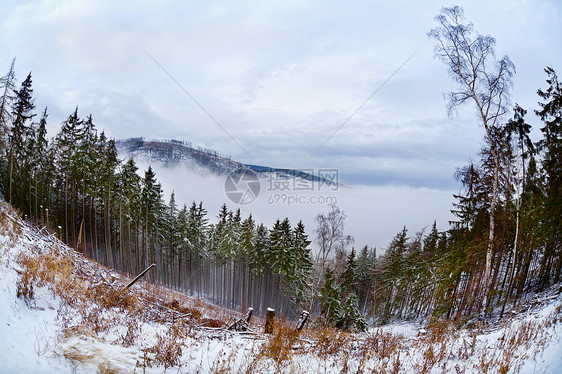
[115, 138, 338, 186]
[115, 138, 242, 175]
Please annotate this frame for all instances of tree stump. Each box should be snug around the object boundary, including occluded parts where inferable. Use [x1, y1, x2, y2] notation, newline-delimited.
[245, 307, 253, 324]
[295, 310, 309, 331]
[264, 308, 275, 334]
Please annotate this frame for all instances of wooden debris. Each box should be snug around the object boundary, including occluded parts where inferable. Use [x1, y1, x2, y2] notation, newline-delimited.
[227, 307, 254, 332]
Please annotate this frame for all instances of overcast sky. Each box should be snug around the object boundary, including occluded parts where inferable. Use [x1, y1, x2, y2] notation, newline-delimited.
[1, 0, 561, 247]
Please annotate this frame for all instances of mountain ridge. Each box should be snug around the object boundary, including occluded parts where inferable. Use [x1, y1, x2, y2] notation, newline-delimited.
[115, 137, 339, 186]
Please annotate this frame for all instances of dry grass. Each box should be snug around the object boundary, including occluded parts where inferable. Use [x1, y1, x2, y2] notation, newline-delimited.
[0, 206, 23, 247]
[10, 226, 200, 370]
[63, 345, 96, 364]
[211, 347, 239, 374]
[97, 361, 121, 374]
[146, 322, 187, 369]
[261, 319, 300, 369]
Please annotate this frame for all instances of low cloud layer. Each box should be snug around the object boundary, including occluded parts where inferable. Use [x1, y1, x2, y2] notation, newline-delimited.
[138, 160, 455, 251]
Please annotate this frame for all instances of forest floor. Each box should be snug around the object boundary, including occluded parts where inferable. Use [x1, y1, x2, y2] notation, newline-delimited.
[0, 200, 561, 373]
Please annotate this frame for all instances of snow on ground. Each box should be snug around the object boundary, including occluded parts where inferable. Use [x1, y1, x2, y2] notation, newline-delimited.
[375, 321, 423, 339]
[518, 296, 562, 374]
[1, 200, 561, 373]
[0, 215, 71, 373]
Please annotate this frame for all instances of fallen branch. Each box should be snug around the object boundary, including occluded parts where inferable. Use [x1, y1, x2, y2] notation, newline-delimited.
[121, 263, 156, 292]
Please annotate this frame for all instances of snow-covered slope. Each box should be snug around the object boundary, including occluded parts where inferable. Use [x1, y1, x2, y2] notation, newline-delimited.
[1, 200, 561, 373]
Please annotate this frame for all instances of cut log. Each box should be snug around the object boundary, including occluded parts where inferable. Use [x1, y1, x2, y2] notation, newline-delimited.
[121, 263, 156, 292]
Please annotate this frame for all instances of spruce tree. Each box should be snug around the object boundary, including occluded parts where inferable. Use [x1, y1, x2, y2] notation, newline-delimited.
[318, 267, 342, 326]
[536, 67, 562, 286]
[0, 58, 16, 166]
[7, 72, 35, 205]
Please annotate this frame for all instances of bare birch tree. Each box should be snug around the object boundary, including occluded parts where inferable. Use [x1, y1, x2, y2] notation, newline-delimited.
[314, 203, 354, 269]
[428, 6, 515, 316]
[309, 204, 354, 312]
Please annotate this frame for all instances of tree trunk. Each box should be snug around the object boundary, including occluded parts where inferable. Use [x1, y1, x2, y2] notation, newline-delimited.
[480, 123, 500, 319]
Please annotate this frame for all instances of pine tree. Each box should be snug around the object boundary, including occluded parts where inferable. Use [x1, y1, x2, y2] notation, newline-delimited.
[240, 214, 255, 258]
[251, 223, 270, 314]
[291, 220, 313, 309]
[140, 166, 164, 269]
[356, 245, 375, 313]
[53, 107, 83, 243]
[185, 202, 208, 295]
[498, 104, 536, 317]
[100, 137, 120, 262]
[250, 223, 269, 276]
[30, 107, 50, 217]
[7, 72, 35, 205]
[535, 67, 562, 286]
[337, 248, 368, 331]
[117, 157, 142, 272]
[318, 267, 342, 326]
[0, 58, 16, 173]
[161, 191, 178, 283]
[269, 217, 293, 279]
[338, 294, 368, 332]
[239, 214, 255, 309]
[376, 227, 408, 321]
[340, 248, 359, 298]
